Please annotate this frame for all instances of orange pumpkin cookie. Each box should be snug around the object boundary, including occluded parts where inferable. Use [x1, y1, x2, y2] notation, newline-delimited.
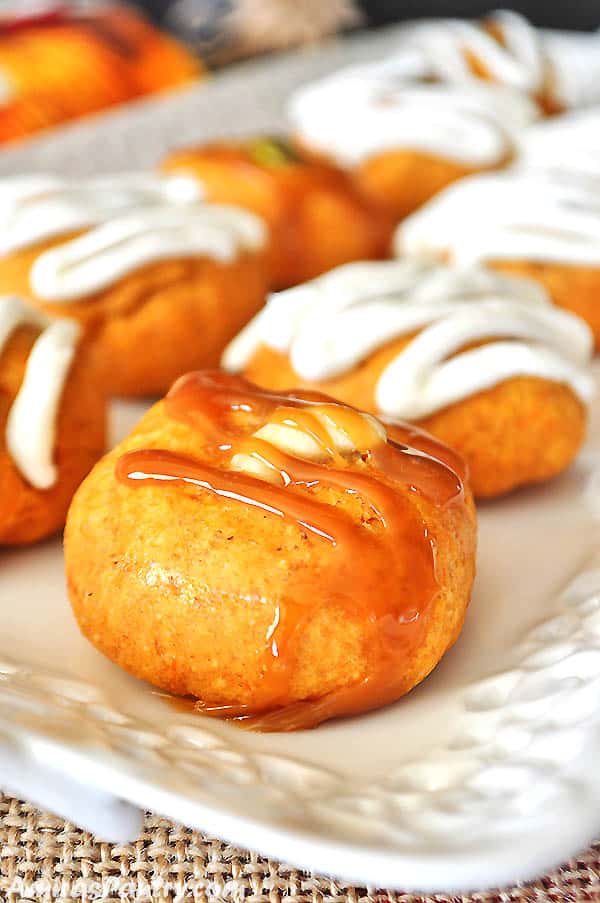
[161, 137, 393, 289]
[0, 295, 106, 545]
[0, 173, 269, 397]
[224, 260, 593, 498]
[288, 61, 538, 221]
[65, 371, 476, 731]
[396, 169, 600, 347]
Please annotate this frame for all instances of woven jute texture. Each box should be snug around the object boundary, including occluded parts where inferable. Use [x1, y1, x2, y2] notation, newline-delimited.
[0, 794, 598, 903]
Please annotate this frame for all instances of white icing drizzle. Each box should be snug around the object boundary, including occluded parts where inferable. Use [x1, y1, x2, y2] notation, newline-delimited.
[0, 295, 81, 490]
[395, 169, 600, 267]
[0, 173, 203, 256]
[289, 11, 600, 167]
[29, 204, 267, 302]
[542, 29, 600, 109]
[290, 10, 600, 170]
[288, 60, 538, 167]
[222, 260, 594, 420]
[401, 11, 546, 94]
[398, 13, 600, 108]
[518, 107, 600, 179]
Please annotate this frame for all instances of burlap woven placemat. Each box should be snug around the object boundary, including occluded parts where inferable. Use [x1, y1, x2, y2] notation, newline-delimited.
[0, 794, 598, 902]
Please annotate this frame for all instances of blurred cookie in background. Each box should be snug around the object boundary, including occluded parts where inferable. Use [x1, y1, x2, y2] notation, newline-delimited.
[0, 2, 201, 145]
[162, 135, 393, 288]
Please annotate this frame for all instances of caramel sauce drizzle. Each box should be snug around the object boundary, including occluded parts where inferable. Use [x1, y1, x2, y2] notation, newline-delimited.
[116, 371, 467, 730]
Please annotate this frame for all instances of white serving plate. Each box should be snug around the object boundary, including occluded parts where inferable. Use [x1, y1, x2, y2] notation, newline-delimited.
[2, 379, 600, 893]
[2, 25, 600, 893]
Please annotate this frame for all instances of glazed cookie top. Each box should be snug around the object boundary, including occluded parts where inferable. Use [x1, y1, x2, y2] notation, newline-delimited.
[118, 370, 466, 509]
[0, 173, 267, 302]
[115, 370, 469, 728]
[396, 11, 600, 109]
[223, 260, 594, 419]
[0, 295, 81, 489]
[287, 60, 538, 168]
[395, 169, 600, 268]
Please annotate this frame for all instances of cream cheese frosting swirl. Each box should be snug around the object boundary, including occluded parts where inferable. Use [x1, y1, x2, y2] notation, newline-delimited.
[0, 173, 267, 302]
[223, 260, 593, 420]
[288, 60, 538, 168]
[395, 169, 600, 267]
[0, 295, 81, 489]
